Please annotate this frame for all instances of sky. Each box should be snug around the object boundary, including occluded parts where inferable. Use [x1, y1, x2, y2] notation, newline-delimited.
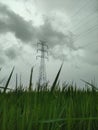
[0, 0, 98, 88]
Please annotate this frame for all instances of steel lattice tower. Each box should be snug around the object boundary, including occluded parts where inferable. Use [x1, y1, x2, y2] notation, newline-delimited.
[37, 40, 48, 86]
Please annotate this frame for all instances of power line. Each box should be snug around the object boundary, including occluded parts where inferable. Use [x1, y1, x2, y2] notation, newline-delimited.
[75, 24, 98, 40]
[69, 0, 97, 33]
[71, 12, 98, 33]
[70, 0, 95, 20]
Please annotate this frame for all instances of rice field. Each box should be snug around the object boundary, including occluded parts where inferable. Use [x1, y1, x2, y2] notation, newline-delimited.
[0, 66, 98, 130]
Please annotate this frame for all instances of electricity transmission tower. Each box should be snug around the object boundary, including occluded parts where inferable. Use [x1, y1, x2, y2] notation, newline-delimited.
[37, 40, 48, 86]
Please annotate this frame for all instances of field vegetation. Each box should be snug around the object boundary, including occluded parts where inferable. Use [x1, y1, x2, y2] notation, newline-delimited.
[0, 65, 98, 130]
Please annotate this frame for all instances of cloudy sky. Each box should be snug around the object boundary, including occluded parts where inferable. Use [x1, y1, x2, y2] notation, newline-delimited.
[0, 0, 98, 88]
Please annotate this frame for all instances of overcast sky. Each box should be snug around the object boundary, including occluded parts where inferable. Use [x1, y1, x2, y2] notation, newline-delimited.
[0, 0, 98, 88]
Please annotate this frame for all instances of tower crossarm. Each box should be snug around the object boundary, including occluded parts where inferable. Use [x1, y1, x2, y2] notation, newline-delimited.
[37, 48, 48, 54]
[36, 55, 48, 60]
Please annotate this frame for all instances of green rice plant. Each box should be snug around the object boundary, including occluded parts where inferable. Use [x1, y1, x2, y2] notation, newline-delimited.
[81, 79, 98, 91]
[3, 67, 14, 93]
[51, 63, 63, 92]
[15, 73, 18, 92]
[0, 86, 98, 130]
[0, 66, 98, 130]
[29, 67, 33, 92]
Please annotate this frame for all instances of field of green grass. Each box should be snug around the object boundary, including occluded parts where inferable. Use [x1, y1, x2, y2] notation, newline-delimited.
[0, 66, 98, 130]
[0, 87, 98, 130]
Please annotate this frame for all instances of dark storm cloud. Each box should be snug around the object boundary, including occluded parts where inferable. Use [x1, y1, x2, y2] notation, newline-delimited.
[0, 3, 75, 50]
[0, 3, 76, 61]
[0, 3, 35, 42]
[81, 47, 98, 66]
[0, 42, 22, 64]
[1, 1, 98, 65]
[0, 56, 5, 65]
[5, 46, 22, 60]
[37, 18, 75, 49]
[50, 51, 69, 61]
[0, 46, 6, 65]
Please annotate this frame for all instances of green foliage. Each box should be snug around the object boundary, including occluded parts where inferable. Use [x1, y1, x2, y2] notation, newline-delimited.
[0, 86, 98, 130]
[29, 67, 33, 92]
[3, 67, 14, 93]
[0, 66, 98, 130]
[51, 63, 63, 92]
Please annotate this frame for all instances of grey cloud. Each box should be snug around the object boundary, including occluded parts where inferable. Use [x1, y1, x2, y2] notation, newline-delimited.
[36, 17, 78, 60]
[0, 20, 9, 33]
[0, 43, 22, 63]
[36, 0, 98, 15]
[0, 46, 6, 65]
[80, 47, 98, 66]
[2, 2, 97, 64]
[36, 17, 76, 50]
[5, 46, 21, 60]
[0, 3, 35, 42]
[50, 51, 68, 61]
[0, 56, 5, 65]
[0, 3, 75, 49]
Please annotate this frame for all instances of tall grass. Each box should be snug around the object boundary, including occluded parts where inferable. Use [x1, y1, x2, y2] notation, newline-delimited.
[0, 66, 98, 130]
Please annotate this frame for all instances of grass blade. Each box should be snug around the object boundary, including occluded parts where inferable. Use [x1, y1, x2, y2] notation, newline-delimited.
[81, 79, 98, 91]
[51, 63, 63, 92]
[15, 73, 18, 92]
[0, 86, 13, 91]
[3, 67, 15, 93]
[29, 67, 34, 91]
